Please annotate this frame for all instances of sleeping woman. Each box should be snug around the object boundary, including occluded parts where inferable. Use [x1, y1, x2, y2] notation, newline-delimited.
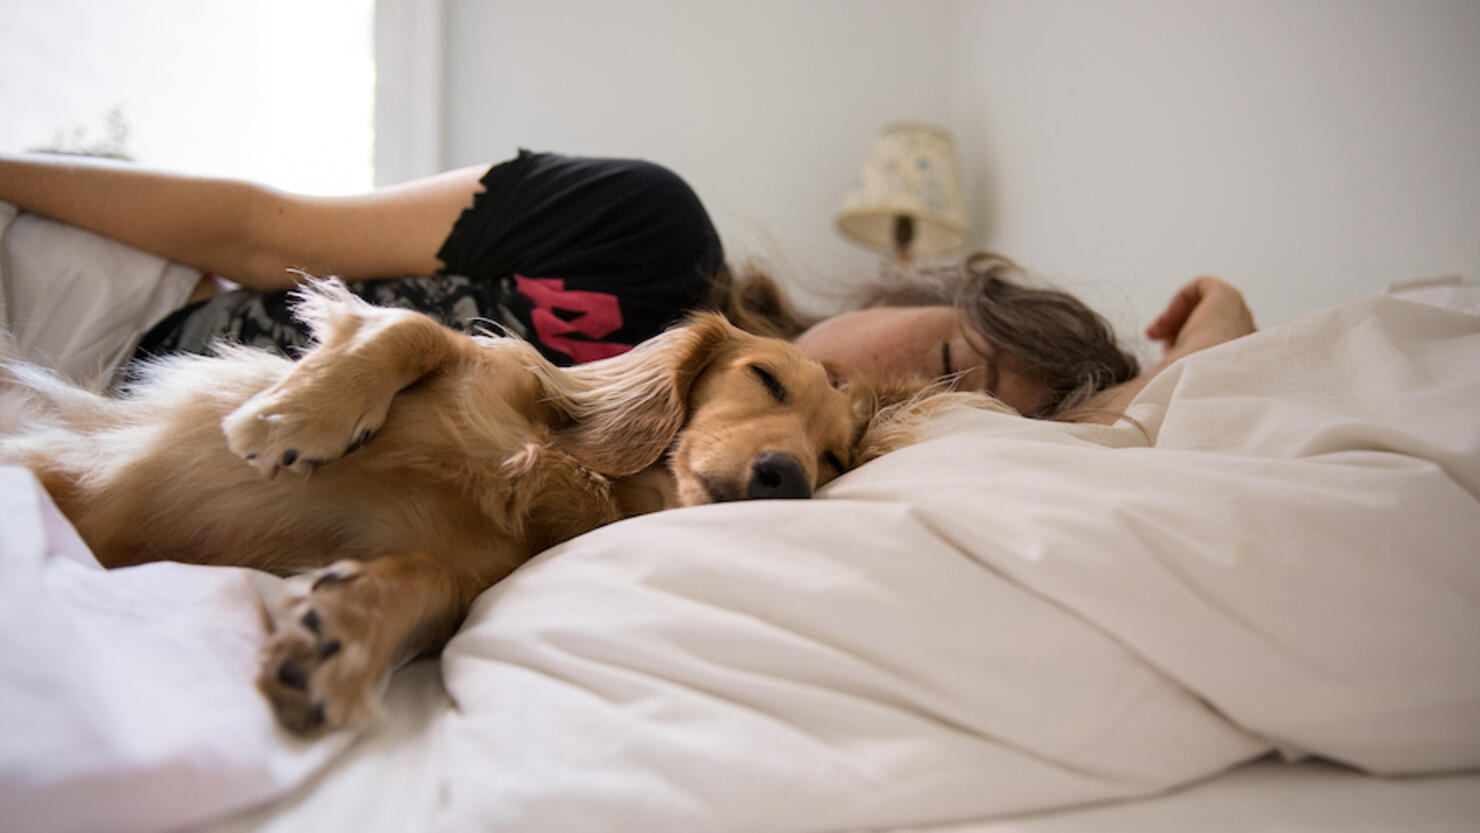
[0, 150, 1254, 418]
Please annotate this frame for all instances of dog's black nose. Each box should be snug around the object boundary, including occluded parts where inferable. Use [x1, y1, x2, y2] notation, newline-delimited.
[746, 452, 812, 500]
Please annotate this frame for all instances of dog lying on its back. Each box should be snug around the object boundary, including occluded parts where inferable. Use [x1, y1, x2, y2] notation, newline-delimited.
[1, 280, 1001, 735]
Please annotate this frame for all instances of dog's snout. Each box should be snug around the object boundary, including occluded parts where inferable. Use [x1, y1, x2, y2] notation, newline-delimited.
[746, 452, 811, 500]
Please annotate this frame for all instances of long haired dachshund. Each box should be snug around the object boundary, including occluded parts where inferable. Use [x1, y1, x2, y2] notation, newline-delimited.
[1, 280, 1000, 735]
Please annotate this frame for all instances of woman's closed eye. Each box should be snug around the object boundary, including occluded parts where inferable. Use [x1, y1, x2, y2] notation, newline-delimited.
[944, 338, 998, 395]
[941, 341, 970, 385]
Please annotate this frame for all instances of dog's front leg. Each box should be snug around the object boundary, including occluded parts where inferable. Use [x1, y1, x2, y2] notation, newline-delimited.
[223, 299, 470, 477]
[256, 550, 499, 736]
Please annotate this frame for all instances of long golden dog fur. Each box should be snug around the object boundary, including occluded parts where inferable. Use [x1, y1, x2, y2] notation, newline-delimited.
[0, 280, 1003, 735]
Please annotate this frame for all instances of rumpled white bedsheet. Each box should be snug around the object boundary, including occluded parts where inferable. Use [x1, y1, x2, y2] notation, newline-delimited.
[1, 286, 1477, 833]
[0, 469, 356, 833]
[0, 201, 200, 390]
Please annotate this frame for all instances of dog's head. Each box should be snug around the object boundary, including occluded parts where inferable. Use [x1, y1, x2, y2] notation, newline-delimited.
[549, 312, 950, 506]
[666, 321, 857, 505]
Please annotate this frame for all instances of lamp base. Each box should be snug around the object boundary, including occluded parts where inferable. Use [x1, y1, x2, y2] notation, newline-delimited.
[892, 214, 915, 254]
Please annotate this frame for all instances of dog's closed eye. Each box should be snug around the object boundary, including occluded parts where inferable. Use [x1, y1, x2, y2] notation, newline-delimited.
[748, 364, 787, 404]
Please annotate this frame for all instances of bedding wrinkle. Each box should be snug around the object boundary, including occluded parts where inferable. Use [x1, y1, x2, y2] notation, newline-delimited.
[912, 496, 1278, 756]
[1109, 495, 1339, 676]
[1106, 459, 1479, 733]
[439, 501, 1254, 830]
[805, 501, 1258, 781]
[834, 437, 1283, 758]
[461, 558, 1004, 759]
[846, 408, 1480, 775]
[446, 602, 882, 828]
[1, 208, 201, 389]
[0, 468, 360, 833]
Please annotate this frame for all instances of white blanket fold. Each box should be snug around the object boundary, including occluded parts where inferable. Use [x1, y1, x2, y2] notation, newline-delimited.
[430, 292, 1480, 830]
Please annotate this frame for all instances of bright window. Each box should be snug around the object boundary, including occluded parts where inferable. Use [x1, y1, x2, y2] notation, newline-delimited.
[0, 0, 375, 195]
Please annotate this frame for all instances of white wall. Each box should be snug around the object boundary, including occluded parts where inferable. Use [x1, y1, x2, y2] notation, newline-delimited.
[438, 0, 1480, 333]
[440, 0, 956, 313]
[952, 0, 1480, 330]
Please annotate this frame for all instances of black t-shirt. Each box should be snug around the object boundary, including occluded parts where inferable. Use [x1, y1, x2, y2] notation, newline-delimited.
[132, 151, 725, 366]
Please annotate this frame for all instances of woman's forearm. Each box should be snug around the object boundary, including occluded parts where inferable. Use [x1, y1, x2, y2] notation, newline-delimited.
[0, 152, 297, 288]
[0, 153, 487, 289]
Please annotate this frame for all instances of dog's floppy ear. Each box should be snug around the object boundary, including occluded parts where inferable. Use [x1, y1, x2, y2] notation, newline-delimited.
[542, 312, 738, 477]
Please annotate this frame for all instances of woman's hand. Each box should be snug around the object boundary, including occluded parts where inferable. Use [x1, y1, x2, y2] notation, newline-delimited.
[1145, 276, 1256, 365]
[1079, 276, 1255, 423]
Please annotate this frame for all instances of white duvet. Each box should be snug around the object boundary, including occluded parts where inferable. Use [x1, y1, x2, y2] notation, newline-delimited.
[2, 285, 1478, 833]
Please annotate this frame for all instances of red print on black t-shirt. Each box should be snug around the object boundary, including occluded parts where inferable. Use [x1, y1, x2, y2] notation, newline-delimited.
[514, 275, 631, 363]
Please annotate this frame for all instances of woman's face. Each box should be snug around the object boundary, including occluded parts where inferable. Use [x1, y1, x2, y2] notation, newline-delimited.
[792, 305, 1052, 415]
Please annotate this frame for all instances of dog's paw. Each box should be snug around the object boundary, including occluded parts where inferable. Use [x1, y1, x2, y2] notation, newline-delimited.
[258, 560, 386, 736]
[223, 383, 386, 477]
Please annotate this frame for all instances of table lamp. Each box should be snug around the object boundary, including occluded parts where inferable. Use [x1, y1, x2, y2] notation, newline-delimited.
[836, 122, 968, 268]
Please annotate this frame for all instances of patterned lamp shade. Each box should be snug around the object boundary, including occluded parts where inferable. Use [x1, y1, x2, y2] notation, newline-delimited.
[836, 122, 969, 260]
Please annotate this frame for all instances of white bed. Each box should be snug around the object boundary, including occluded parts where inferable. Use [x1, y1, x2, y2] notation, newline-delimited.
[1, 213, 1478, 832]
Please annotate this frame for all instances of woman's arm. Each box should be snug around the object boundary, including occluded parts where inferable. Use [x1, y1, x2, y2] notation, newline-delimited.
[1082, 276, 1256, 421]
[0, 153, 488, 289]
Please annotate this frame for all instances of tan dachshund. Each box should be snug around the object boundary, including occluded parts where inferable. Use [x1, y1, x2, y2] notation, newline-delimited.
[1, 280, 998, 735]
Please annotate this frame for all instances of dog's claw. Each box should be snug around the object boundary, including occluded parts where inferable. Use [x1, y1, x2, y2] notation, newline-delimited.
[259, 560, 381, 736]
[221, 362, 392, 478]
[348, 428, 374, 453]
